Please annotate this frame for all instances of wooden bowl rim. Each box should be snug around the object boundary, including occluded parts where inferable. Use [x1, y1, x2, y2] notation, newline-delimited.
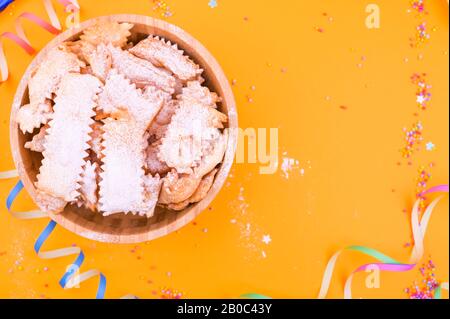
[10, 14, 238, 244]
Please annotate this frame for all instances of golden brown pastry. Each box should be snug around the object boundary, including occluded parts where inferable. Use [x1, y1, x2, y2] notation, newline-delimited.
[130, 36, 202, 82]
[167, 169, 218, 211]
[20, 27, 227, 217]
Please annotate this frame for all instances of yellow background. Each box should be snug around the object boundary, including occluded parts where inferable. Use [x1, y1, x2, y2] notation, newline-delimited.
[0, 0, 448, 299]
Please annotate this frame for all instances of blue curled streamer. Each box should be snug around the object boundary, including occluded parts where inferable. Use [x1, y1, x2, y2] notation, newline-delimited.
[6, 180, 23, 211]
[5, 180, 107, 299]
[0, 0, 14, 12]
[34, 221, 107, 299]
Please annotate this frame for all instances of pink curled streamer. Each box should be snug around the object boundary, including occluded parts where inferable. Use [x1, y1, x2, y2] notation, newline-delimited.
[0, 0, 79, 83]
[318, 185, 449, 299]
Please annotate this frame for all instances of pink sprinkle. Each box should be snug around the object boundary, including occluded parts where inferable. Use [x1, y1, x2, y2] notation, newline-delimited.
[315, 27, 324, 33]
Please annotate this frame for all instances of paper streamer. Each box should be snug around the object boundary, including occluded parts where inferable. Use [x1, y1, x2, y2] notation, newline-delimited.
[240, 293, 272, 299]
[6, 180, 47, 219]
[0, 0, 79, 83]
[3, 179, 107, 298]
[3, 174, 447, 299]
[2, 171, 47, 219]
[317, 185, 449, 299]
[0, 169, 18, 179]
[2, 174, 139, 298]
[434, 282, 448, 300]
[0, 0, 108, 299]
[0, 0, 14, 12]
[34, 220, 106, 298]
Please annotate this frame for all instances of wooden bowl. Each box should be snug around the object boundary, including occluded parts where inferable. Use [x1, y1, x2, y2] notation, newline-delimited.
[10, 15, 238, 244]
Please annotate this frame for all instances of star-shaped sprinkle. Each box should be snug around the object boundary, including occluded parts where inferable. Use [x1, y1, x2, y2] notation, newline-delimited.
[262, 234, 272, 245]
[208, 0, 217, 8]
[411, 73, 432, 110]
[416, 94, 426, 104]
[426, 142, 435, 151]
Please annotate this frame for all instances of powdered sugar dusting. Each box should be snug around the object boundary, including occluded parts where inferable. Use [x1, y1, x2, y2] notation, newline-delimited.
[280, 152, 311, 179]
[229, 184, 270, 260]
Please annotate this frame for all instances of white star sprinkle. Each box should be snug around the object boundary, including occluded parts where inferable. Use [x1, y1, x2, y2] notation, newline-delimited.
[262, 235, 272, 245]
[417, 95, 426, 104]
[208, 0, 217, 8]
[426, 142, 435, 151]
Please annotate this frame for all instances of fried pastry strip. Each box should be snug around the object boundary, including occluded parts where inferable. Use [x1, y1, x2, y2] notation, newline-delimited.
[16, 46, 85, 133]
[76, 161, 99, 211]
[24, 125, 48, 153]
[107, 44, 176, 93]
[158, 100, 228, 175]
[36, 190, 67, 214]
[85, 43, 112, 82]
[99, 118, 145, 214]
[36, 74, 102, 202]
[130, 36, 202, 81]
[178, 81, 221, 108]
[16, 100, 53, 135]
[80, 22, 133, 48]
[88, 121, 103, 161]
[195, 129, 228, 178]
[167, 169, 218, 211]
[142, 174, 162, 218]
[98, 69, 165, 128]
[144, 98, 178, 175]
[99, 118, 161, 216]
[145, 142, 171, 176]
[158, 170, 201, 205]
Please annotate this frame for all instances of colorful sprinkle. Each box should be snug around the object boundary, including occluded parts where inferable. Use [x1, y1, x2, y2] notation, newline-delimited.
[411, 73, 432, 110]
[410, 0, 427, 15]
[415, 165, 432, 214]
[400, 121, 423, 159]
[281, 155, 299, 179]
[405, 258, 440, 299]
[425, 141, 435, 151]
[208, 0, 217, 8]
[315, 26, 324, 33]
[411, 22, 431, 47]
[159, 287, 184, 299]
[152, 0, 173, 18]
